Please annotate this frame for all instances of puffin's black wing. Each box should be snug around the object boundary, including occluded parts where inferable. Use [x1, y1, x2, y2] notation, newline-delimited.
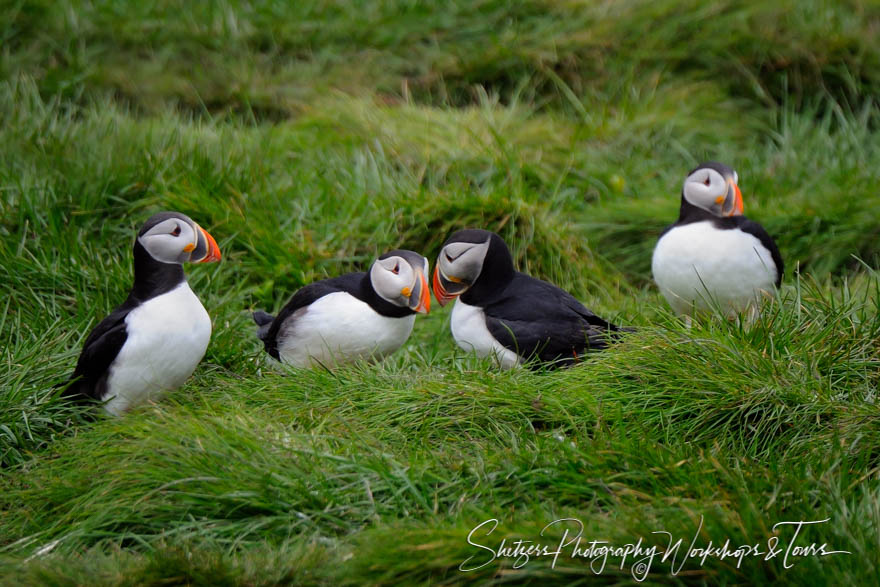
[658, 221, 678, 239]
[730, 216, 784, 287]
[63, 307, 131, 400]
[258, 273, 365, 360]
[483, 273, 621, 368]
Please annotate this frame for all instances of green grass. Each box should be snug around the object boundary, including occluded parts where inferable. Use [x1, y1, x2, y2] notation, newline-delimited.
[1, 1, 879, 584]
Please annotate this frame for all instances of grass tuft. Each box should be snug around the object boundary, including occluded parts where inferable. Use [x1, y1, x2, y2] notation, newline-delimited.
[1, 1, 879, 582]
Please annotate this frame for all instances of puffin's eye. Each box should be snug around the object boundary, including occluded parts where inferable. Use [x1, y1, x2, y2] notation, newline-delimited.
[391, 263, 400, 274]
[171, 225, 181, 237]
[703, 177, 711, 186]
[445, 252, 454, 263]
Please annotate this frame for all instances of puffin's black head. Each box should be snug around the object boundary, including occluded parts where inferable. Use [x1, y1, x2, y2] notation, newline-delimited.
[681, 161, 744, 218]
[370, 249, 431, 314]
[137, 211, 222, 265]
[432, 229, 514, 306]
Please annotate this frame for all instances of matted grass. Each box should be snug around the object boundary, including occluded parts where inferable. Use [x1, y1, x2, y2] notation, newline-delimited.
[1, 1, 879, 584]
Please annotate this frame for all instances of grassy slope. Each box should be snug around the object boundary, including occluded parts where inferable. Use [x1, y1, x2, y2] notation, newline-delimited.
[1, 0, 879, 584]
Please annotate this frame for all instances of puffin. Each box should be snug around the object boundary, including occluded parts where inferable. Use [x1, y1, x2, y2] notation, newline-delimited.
[651, 161, 783, 317]
[63, 211, 221, 415]
[432, 229, 628, 369]
[253, 249, 430, 367]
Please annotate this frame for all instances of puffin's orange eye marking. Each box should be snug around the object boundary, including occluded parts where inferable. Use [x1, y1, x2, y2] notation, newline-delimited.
[183, 243, 196, 252]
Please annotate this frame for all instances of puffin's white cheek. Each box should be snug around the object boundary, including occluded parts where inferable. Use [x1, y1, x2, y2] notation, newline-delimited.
[458, 257, 484, 282]
[372, 271, 407, 305]
[144, 236, 187, 264]
[438, 254, 454, 276]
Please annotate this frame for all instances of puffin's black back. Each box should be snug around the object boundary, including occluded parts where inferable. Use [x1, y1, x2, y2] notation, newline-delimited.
[256, 270, 414, 361]
[446, 229, 626, 368]
[482, 272, 622, 368]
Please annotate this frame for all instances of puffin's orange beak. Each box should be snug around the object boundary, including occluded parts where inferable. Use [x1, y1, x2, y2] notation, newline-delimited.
[407, 270, 431, 314]
[732, 179, 744, 215]
[726, 179, 744, 216]
[198, 227, 222, 263]
[433, 265, 454, 307]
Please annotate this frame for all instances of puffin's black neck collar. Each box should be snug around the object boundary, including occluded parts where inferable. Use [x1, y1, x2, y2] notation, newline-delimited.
[358, 274, 413, 318]
[460, 232, 516, 304]
[676, 193, 721, 225]
[129, 240, 186, 302]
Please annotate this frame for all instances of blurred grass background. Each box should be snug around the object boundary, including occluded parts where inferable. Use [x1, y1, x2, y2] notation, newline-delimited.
[1, 1, 879, 584]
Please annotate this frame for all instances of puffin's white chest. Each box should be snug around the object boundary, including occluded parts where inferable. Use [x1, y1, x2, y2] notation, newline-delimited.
[652, 221, 778, 316]
[450, 299, 520, 369]
[277, 291, 415, 368]
[103, 282, 211, 415]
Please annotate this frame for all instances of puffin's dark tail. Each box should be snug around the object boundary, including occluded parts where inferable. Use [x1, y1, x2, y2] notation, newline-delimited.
[55, 375, 89, 402]
[607, 324, 636, 344]
[253, 310, 274, 326]
[56, 377, 77, 398]
[252, 311, 281, 360]
[252, 310, 275, 342]
[587, 323, 636, 350]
